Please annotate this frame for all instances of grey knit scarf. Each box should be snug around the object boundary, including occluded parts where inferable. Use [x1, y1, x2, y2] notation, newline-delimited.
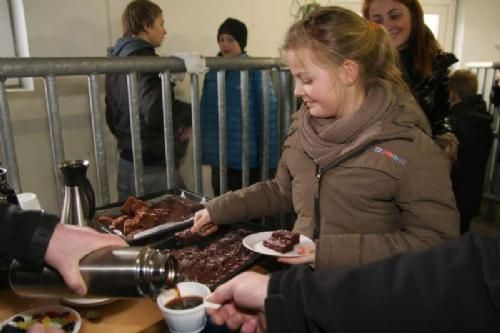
[298, 82, 395, 169]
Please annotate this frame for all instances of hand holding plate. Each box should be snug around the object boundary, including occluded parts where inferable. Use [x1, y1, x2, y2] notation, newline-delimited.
[277, 243, 316, 265]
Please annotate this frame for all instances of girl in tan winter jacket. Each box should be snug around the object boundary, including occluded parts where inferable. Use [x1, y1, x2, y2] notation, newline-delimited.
[192, 6, 459, 269]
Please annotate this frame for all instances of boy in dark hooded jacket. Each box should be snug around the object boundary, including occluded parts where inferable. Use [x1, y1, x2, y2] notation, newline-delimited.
[105, 0, 191, 201]
[449, 69, 493, 233]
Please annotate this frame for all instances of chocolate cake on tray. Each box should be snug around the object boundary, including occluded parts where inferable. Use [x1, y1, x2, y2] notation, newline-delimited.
[95, 189, 207, 243]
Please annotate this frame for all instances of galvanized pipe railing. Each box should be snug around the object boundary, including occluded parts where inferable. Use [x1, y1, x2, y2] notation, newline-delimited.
[43, 75, 65, 204]
[240, 70, 250, 188]
[465, 61, 500, 221]
[0, 57, 281, 77]
[261, 70, 271, 181]
[126, 72, 144, 197]
[0, 56, 288, 210]
[217, 70, 228, 194]
[279, 69, 294, 144]
[0, 80, 19, 191]
[159, 71, 176, 190]
[189, 73, 203, 194]
[87, 74, 110, 205]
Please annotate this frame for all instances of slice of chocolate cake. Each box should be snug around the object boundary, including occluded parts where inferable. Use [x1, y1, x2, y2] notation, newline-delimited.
[263, 230, 300, 253]
[174, 228, 202, 246]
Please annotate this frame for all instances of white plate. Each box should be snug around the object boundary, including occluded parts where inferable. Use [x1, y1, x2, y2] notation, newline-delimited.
[0, 305, 81, 333]
[242, 231, 314, 257]
[61, 297, 115, 307]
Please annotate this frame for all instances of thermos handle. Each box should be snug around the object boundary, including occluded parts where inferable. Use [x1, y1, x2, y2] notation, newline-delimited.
[78, 176, 95, 220]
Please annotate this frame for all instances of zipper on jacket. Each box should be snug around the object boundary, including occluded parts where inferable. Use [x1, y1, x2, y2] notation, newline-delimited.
[313, 165, 322, 239]
[312, 138, 407, 239]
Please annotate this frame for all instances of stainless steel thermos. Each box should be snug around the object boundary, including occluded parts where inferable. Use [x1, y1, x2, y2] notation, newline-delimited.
[9, 247, 179, 298]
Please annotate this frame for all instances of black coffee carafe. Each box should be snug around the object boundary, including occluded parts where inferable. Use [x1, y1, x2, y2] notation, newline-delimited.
[0, 167, 19, 289]
[59, 160, 96, 227]
[0, 167, 19, 206]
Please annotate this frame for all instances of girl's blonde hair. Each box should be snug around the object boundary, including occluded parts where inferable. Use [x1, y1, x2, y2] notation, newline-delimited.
[283, 6, 408, 93]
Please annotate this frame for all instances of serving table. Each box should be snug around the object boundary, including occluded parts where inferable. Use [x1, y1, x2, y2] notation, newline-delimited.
[0, 264, 271, 333]
[0, 289, 164, 333]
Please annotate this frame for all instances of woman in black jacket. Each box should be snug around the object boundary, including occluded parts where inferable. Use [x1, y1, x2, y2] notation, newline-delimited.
[363, 0, 459, 161]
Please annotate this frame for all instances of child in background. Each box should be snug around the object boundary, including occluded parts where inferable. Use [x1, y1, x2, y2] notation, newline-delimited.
[105, 0, 192, 201]
[200, 18, 278, 196]
[449, 69, 493, 233]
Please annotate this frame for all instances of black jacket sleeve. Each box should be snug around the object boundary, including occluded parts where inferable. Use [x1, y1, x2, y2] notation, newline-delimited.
[0, 204, 59, 269]
[266, 232, 500, 333]
[130, 48, 192, 131]
[427, 70, 454, 135]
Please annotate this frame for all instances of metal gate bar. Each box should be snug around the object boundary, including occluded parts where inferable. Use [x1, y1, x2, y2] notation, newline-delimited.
[465, 62, 500, 221]
[0, 56, 287, 214]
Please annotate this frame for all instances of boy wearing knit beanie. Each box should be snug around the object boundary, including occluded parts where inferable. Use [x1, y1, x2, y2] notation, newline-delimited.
[217, 18, 248, 57]
[200, 17, 279, 196]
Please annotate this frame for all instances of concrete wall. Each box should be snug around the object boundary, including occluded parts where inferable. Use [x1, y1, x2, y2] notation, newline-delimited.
[4, 0, 500, 214]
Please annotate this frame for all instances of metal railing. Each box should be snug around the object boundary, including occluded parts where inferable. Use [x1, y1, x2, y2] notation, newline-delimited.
[0, 56, 294, 209]
[465, 61, 500, 221]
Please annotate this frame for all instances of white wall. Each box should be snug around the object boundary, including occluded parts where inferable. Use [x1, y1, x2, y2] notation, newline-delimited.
[4, 0, 500, 214]
[7, 1, 115, 214]
[107, 0, 294, 58]
[16, 0, 500, 68]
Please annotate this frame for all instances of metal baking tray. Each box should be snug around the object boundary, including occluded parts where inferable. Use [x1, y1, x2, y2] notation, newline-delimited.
[95, 188, 208, 246]
[150, 222, 270, 289]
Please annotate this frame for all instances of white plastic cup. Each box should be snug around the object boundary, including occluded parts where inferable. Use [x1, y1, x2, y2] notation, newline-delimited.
[16, 192, 42, 211]
[156, 282, 211, 333]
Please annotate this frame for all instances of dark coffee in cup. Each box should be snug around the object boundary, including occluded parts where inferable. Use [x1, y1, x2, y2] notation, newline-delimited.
[165, 295, 203, 310]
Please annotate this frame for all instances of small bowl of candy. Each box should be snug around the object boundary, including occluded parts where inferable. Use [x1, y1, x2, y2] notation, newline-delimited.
[0, 305, 81, 333]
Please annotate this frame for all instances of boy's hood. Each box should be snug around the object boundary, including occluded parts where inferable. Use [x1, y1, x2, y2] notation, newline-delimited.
[107, 36, 153, 57]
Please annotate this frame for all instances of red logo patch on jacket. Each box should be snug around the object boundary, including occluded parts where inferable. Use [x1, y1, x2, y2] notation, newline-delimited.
[373, 146, 406, 166]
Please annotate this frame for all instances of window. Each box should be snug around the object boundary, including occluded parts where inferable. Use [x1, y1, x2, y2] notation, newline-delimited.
[0, 1, 16, 58]
[0, 0, 19, 87]
[423, 2, 457, 51]
[424, 14, 440, 38]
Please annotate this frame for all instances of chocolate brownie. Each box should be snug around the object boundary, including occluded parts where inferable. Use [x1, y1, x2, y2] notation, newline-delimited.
[121, 196, 148, 216]
[263, 230, 300, 253]
[174, 228, 202, 246]
[97, 195, 204, 238]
